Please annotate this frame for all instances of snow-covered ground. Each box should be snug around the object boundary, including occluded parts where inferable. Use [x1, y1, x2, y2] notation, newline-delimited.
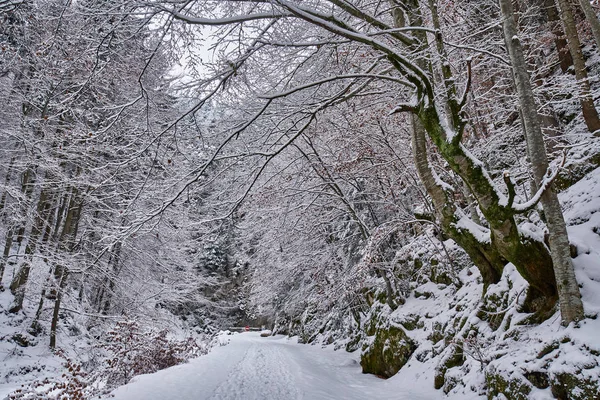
[107, 332, 437, 400]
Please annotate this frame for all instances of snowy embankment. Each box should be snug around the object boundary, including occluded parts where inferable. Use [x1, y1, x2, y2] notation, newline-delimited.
[363, 166, 600, 399]
[107, 332, 435, 400]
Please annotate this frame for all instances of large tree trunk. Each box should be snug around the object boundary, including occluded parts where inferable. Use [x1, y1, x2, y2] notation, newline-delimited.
[555, 0, 600, 134]
[418, 105, 558, 307]
[499, 0, 584, 323]
[390, 0, 558, 304]
[400, 2, 557, 302]
[397, 0, 506, 289]
[411, 115, 505, 288]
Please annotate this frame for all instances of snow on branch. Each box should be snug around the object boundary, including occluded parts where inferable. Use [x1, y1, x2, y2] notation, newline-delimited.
[454, 212, 491, 245]
[0, 0, 25, 12]
[259, 72, 415, 100]
[325, 0, 415, 46]
[389, 102, 417, 114]
[276, 0, 434, 100]
[257, 38, 351, 47]
[163, 8, 290, 25]
[442, 42, 510, 65]
[511, 151, 567, 213]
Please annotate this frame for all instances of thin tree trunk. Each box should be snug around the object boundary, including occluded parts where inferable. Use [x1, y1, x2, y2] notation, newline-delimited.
[0, 157, 15, 216]
[577, 0, 600, 51]
[0, 229, 13, 286]
[49, 267, 67, 349]
[499, 0, 584, 323]
[555, 0, 600, 134]
[50, 186, 82, 348]
[294, 139, 398, 305]
[16, 167, 36, 246]
[545, 0, 573, 73]
[30, 266, 54, 335]
[30, 192, 67, 332]
[102, 241, 122, 315]
[9, 185, 54, 313]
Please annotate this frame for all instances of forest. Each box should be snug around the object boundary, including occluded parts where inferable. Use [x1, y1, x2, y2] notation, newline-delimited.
[1, 0, 600, 398]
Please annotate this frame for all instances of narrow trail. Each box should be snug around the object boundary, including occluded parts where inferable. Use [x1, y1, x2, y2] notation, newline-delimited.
[108, 332, 432, 400]
[208, 342, 300, 400]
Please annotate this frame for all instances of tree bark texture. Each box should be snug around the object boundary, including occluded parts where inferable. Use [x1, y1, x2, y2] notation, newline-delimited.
[554, 0, 600, 134]
[9, 185, 55, 313]
[411, 115, 505, 288]
[390, 0, 559, 303]
[500, 0, 584, 323]
[577, 0, 600, 52]
[545, 0, 574, 72]
[50, 187, 83, 348]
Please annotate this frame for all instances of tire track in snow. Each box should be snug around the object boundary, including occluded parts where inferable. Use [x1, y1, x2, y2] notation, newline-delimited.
[208, 340, 301, 400]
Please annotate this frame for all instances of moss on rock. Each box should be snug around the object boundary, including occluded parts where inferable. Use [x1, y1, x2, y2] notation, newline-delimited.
[398, 314, 422, 331]
[493, 368, 600, 400]
[550, 372, 600, 400]
[523, 370, 549, 389]
[345, 333, 363, 353]
[434, 345, 465, 390]
[485, 371, 532, 400]
[554, 152, 600, 191]
[360, 320, 417, 378]
[477, 290, 509, 332]
[428, 322, 445, 345]
[430, 263, 454, 286]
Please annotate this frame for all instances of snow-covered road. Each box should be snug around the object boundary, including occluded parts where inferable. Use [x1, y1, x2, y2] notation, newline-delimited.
[108, 332, 433, 400]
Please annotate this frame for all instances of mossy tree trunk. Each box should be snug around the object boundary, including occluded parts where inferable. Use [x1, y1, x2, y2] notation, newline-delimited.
[388, 0, 559, 310]
[412, 115, 505, 288]
[291, 0, 563, 311]
[417, 103, 558, 307]
[395, 0, 506, 289]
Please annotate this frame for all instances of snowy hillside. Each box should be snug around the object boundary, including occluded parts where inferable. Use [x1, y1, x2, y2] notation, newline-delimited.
[321, 166, 600, 399]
